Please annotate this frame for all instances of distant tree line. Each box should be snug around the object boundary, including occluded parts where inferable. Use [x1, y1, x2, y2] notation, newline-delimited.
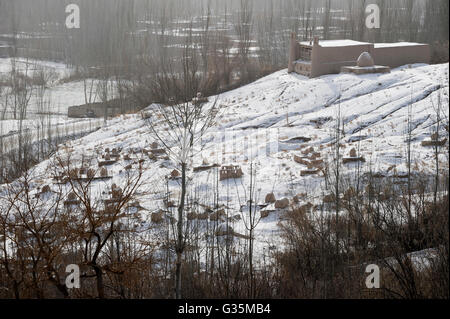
[0, 1, 448, 91]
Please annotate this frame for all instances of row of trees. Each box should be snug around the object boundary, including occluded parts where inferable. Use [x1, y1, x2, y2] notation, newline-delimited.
[0, 57, 103, 184]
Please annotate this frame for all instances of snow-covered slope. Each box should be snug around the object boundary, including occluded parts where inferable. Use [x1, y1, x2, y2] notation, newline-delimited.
[3, 63, 449, 259]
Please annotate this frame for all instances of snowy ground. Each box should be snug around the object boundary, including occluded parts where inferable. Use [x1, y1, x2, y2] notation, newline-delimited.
[0, 57, 93, 118]
[1, 62, 448, 263]
[0, 58, 105, 151]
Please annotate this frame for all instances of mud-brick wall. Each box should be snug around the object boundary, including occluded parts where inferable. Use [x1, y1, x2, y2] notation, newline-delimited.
[371, 45, 430, 68]
[311, 44, 374, 78]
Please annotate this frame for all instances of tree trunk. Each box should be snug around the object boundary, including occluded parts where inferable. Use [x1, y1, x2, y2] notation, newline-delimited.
[94, 265, 105, 299]
[175, 162, 187, 299]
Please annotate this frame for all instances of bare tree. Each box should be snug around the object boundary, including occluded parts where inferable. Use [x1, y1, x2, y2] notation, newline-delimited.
[53, 152, 146, 298]
[145, 90, 218, 298]
[238, 163, 261, 298]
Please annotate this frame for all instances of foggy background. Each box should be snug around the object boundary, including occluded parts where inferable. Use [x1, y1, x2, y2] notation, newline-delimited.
[1, 0, 448, 71]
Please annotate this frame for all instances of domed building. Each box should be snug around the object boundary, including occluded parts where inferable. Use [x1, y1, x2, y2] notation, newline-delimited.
[288, 34, 430, 78]
[342, 51, 391, 74]
[357, 52, 375, 67]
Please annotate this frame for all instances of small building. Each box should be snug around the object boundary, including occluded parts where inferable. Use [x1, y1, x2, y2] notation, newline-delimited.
[288, 33, 430, 78]
[68, 99, 141, 118]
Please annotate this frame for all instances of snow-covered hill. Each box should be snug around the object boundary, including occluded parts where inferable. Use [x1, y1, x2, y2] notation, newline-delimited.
[3, 63, 449, 259]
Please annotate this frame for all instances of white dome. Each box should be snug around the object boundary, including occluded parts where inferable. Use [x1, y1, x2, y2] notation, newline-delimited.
[357, 52, 375, 67]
